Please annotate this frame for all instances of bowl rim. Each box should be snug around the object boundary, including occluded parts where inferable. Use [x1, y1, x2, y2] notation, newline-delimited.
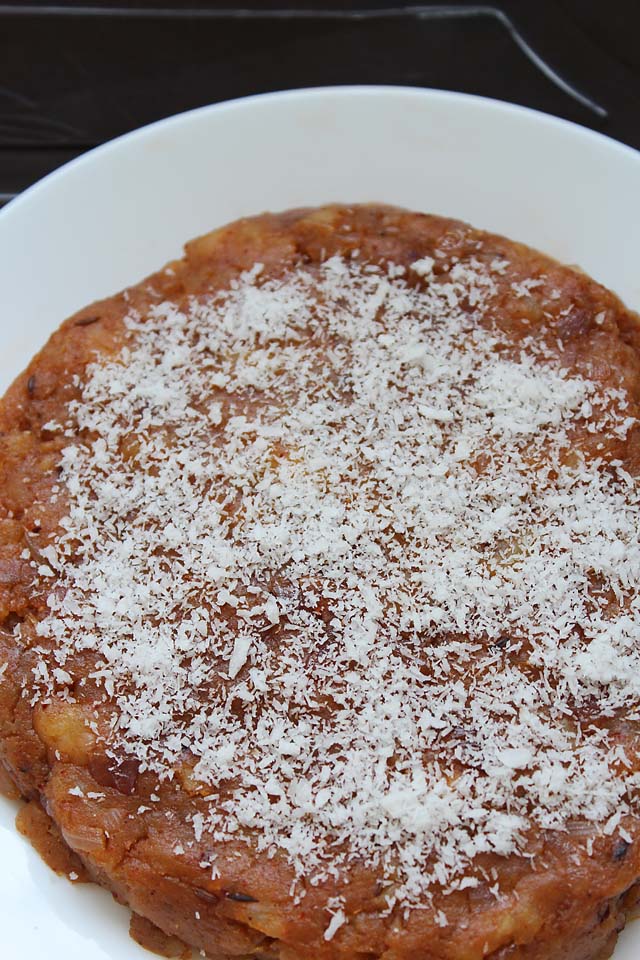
[1, 84, 639, 224]
[2, 82, 640, 960]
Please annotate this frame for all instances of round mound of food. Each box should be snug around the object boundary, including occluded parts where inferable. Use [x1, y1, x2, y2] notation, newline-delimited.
[1, 204, 640, 960]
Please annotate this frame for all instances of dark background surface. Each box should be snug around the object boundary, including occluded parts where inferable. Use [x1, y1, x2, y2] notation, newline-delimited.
[1, 0, 639, 207]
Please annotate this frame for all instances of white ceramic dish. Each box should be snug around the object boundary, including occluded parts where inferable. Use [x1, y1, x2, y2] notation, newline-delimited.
[1, 86, 639, 959]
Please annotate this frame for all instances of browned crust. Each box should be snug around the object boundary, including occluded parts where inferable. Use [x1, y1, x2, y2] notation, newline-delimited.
[1, 204, 640, 960]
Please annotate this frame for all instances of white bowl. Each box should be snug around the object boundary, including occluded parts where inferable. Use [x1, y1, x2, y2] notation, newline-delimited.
[1, 86, 639, 959]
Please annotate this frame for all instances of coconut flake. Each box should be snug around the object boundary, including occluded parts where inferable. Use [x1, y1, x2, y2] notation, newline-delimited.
[29, 252, 640, 910]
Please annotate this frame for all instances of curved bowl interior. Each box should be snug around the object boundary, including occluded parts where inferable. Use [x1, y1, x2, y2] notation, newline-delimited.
[0, 86, 639, 959]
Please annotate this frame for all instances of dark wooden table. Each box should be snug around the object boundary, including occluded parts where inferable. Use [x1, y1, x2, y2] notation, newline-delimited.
[1, 0, 638, 207]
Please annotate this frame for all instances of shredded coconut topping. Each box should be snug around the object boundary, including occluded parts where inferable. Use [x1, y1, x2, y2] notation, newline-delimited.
[33, 254, 640, 906]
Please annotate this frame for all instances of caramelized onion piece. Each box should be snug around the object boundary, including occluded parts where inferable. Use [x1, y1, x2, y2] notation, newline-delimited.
[129, 913, 190, 959]
[88, 754, 139, 795]
[60, 820, 106, 854]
